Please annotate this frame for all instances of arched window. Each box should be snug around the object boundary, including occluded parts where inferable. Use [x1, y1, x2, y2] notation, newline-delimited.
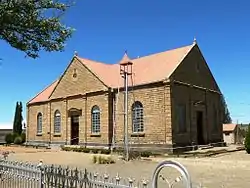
[132, 101, 144, 133]
[91, 106, 100, 133]
[37, 113, 42, 134]
[54, 110, 61, 134]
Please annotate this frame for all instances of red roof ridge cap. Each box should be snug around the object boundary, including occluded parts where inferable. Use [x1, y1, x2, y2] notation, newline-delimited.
[130, 43, 195, 61]
[76, 56, 116, 66]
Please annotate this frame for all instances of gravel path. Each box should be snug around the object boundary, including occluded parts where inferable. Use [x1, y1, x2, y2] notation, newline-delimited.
[2, 146, 250, 188]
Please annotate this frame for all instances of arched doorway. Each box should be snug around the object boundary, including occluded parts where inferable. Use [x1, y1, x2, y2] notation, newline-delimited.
[68, 108, 82, 145]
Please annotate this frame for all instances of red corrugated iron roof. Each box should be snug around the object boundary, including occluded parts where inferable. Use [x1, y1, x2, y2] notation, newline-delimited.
[223, 124, 237, 132]
[28, 43, 195, 105]
[78, 43, 194, 88]
[28, 80, 59, 104]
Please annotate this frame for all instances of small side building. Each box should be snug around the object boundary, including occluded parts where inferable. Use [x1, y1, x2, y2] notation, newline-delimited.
[223, 124, 243, 144]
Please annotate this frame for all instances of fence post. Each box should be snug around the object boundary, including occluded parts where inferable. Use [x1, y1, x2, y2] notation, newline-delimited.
[83, 168, 88, 188]
[0, 160, 2, 180]
[37, 160, 44, 188]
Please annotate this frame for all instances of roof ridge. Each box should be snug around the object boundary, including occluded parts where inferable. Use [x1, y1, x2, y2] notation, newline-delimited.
[130, 43, 194, 61]
[78, 57, 116, 66]
[77, 43, 194, 66]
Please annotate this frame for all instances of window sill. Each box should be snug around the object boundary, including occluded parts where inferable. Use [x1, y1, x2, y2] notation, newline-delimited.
[36, 133, 43, 136]
[53, 133, 61, 137]
[90, 133, 101, 137]
[131, 132, 145, 137]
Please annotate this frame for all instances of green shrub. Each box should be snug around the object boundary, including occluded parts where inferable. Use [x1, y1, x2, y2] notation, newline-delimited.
[5, 133, 14, 144]
[72, 148, 80, 152]
[113, 148, 124, 154]
[91, 149, 99, 154]
[21, 133, 26, 143]
[61, 146, 92, 153]
[61, 146, 72, 151]
[14, 136, 23, 145]
[61, 146, 112, 155]
[140, 151, 152, 158]
[82, 147, 90, 153]
[129, 151, 141, 160]
[12, 133, 19, 141]
[65, 147, 74, 151]
[100, 149, 111, 155]
[245, 127, 250, 154]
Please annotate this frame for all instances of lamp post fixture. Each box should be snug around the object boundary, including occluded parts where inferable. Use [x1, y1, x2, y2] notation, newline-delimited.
[120, 57, 133, 161]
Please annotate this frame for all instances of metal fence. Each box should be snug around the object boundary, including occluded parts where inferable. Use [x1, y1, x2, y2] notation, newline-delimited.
[0, 159, 201, 188]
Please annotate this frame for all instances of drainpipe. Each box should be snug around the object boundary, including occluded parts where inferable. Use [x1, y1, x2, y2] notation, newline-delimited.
[65, 99, 68, 145]
[189, 87, 192, 145]
[26, 105, 29, 144]
[112, 90, 117, 151]
[163, 85, 166, 144]
[49, 102, 52, 146]
[85, 96, 87, 148]
[205, 90, 209, 144]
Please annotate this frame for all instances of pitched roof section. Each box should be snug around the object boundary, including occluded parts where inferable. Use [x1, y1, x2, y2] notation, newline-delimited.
[28, 43, 195, 105]
[223, 124, 237, 132]
[78, 43, 194, 88]
[125, 44, 194, 86]
[28, 80, 59, 104]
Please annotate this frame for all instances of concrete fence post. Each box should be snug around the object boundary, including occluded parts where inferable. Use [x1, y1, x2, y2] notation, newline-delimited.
[37, 160, 44, 188]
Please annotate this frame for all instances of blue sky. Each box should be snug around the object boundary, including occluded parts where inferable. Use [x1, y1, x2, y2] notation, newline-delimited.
[0, 0, 250, 127]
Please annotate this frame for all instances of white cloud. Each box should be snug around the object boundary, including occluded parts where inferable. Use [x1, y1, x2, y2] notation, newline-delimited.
[0, 122, 13, 129]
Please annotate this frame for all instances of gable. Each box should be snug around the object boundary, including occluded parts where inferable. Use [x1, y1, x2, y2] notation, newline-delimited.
[170, 44, 220, 92]
[49, 58, 107, 99]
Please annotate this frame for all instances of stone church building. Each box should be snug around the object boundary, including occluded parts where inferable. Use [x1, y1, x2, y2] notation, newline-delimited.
[26, 41, 224, 151]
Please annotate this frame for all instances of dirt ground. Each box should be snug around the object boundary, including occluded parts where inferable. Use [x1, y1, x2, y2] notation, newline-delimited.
[1, 146, 250, 188]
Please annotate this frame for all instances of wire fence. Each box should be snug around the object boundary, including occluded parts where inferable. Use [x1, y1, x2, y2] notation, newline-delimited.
[0, 159, 204, 188]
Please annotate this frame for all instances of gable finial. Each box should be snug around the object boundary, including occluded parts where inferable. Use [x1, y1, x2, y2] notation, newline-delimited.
[74, 51, 78, 56]
[193, 37, 197, 45]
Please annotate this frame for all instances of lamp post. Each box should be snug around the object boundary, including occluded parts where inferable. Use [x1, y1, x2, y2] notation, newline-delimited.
[120, 58, 133, 161]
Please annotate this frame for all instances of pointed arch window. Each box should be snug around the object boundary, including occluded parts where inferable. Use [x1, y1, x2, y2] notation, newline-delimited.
[132, 101, 144, 133]
[54, 110, 61, 134]
[37, 113, 42, 134]
[91, 106, 100, 133]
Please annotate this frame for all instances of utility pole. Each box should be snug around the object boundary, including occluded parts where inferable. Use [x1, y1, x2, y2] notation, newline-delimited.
[120, 56, 133, 161]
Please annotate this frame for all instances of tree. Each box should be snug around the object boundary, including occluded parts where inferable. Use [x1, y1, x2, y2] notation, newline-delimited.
[13, 102, 19, 133]
[0, 0, 74, 58]
[18, 102, 24, 134]
[244, 126, 250, 154]
[13, 102, 23, 135]
[221, 94, 232, 124]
